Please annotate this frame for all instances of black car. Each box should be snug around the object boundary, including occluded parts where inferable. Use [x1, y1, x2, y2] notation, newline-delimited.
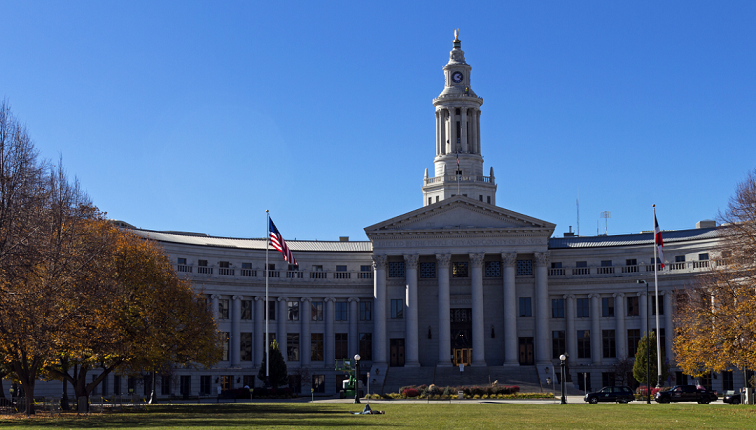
[654, 385, 717, 404]
[584, 386, 635, 404]
[722, 390, 742, 404]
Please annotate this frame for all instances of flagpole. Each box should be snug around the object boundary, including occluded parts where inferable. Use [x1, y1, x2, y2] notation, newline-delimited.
[653, 204, 662, 388]
[265, 210, 270, 382]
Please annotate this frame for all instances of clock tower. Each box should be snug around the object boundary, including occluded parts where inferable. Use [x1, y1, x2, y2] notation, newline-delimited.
[422, 30, 497, 206]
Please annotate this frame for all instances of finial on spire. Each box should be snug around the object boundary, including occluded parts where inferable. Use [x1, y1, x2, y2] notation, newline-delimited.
[454, 28, 459, 42]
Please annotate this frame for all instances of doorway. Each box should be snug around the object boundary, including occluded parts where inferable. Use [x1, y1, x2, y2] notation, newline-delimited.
[390, 338, 405, 367]
[519, 337, 534, 365]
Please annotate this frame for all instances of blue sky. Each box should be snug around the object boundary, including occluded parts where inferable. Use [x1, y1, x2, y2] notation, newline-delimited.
[2, 1, 754, 241]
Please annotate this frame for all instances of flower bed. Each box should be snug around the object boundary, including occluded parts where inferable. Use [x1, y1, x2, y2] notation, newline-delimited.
[368, 384, 552, 400]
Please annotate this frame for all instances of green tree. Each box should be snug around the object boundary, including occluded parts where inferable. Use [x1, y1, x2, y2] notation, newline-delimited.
[633, 331, 668, 386]
[257, 340, 288, 389]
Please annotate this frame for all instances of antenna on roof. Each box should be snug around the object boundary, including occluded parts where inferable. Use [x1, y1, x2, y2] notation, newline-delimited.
[600, 211, 612, 235]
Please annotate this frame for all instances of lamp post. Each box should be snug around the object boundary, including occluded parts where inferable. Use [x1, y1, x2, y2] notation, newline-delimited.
[559, 354, 567, 404]
[354, 354, 361, 404]
[638, 279, 650, 404]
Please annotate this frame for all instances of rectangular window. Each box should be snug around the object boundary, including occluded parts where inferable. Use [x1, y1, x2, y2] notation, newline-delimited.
[243, 375, 254, 389]
[516, 260, 533, 276]
[602, 330, 616, 358]
[198, 259, 208, 266]
[161, 375, 170, 396]
[312, 375, 325, 393]
[675, 255, 685, 262]
[218, 299, 229, 319]
[288, 301, 300, 321]
[178, 257, 186, 265]
[360, 301, 372, 321]
[359, 265, 373, 279]
[268, 301, 276, 320]
[388, 262, 405, 278]
[241, 300, 252, 320]
[311, 301, 324, 321]
[485, 261, 501, 277]
[577, 330, 591, 359]
[335, 302, 348, 321]
[723, 371, 734, 391]
[391, 299, 404, 319]
[241, 262, 255, 276]
[627, 296, 639, 316]
[420, 262, 436, 278]
[552, 299, 564, 318]
[114, 375, 121, 395]
[576, 261, 588, 267]
[577, 298, 590, 318]
[602, 297, 614, 317]
[519, 297, 532, 317]
[627, 329, 641, 357]
[652, 328, 666, 354]
[311, 333, 324, 361]
[222, 332, 230, 361]
[335, 333, 348, 360]
[552, 330, 565, 359]
[359, 333, 373, 361]
[240, 332, 252, 361]
[336, 265, 347, 272]
[452, 262, 469, 277]
[91, 374, 99, 395]
[601, 260, 612, 267]
[551, 262, 562, 269]
[602, 372, 615, 388]
[487, 196, 491, 204]
[651, 295, 664, 315]
[479, 195, 483, 201]
[699, 253, 709, 261]
[287, 333, 299, 361]
[626, 258, 637, 266]
[200, 375, 211, 395]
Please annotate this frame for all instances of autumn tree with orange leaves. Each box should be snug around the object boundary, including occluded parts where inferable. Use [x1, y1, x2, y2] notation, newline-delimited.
[674, 169, 756, 378]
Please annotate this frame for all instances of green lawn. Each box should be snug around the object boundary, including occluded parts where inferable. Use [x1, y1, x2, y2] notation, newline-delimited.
[2, 402, 756, 429]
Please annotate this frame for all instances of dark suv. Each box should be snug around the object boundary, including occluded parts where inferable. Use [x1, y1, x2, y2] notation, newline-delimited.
[654, 385, 717, 404]
[584, 386, 635, 404]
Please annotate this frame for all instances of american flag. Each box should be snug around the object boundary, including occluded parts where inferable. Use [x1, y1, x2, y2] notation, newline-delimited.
[269, 218, 298, 266]
[654, 213, 664, 268]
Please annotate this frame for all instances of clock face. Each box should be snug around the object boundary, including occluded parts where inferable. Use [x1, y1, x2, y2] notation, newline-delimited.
[452, 71, 464, 83]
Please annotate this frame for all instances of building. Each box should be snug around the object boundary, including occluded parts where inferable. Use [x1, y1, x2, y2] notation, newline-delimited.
[18, 32, 741, 398]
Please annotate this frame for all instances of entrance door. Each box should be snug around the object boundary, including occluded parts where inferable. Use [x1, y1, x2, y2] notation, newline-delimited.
[390, 338, 405, 367]
[518, 337, 534, 365]
[450, 308, 473, 365]
[453, 348, 472, 366]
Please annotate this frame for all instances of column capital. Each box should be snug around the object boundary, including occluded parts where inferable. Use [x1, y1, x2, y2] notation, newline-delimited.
[348, 297, 360, 303]
[254, 296, 266, 302]
[300, 297, 312, 303]
[469, 253, 485, 268]
[324, 297, 336, 303]
[534, 252, 550, 267]
[588, 293, 601, 299]
[501, 252, 517, 267]
[563, 294, 575, 300]
[277, 296, 289, 302]
[372, 254, 388, 270]
[435, 253, 451, 268]
[613, 292, 625, 298]
[637, 291, 647, 297]
[232, 295, 244, 301]
[210, 294, 221, 300]
[403, 254, 419, 269]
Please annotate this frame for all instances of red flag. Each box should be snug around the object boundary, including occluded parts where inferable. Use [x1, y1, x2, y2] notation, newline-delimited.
[654, 214, 664, 268]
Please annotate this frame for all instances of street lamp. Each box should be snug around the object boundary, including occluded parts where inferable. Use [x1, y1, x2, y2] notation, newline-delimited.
[638, 279, 650, 404]
[354, 354, 361, 404]
[559, 354, 567, 404]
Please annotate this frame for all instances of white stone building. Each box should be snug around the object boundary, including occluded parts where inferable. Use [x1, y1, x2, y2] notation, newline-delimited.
[12, 33, 742, 399]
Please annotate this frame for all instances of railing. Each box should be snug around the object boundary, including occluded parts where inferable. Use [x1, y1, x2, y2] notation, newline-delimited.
[424, 175, 494, 186]
[219, 268, 234, 276]
[669, 262, 685, 271]
[434, 94, 483, 102]
[334, 272, 351, 279]
[287, 271, 303, 278]
[621, 265, 639, 274]
[572, 268, 590, 275]
[693, 260, 709, 269]
[241, 269, 256, 277]
[597, 267, 615, 275]
[548, 260, 722, 279]
[268, 270, 280, 278]
[549, 268, 565, 276]
[310, 272, 327, 279]
[358, 272, 373, 279]
[177, 264, 192, 273]
[197, 267, 213, 275]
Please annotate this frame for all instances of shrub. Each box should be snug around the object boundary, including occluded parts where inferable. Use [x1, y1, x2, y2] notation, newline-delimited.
[443, 386, 451, 396]
[402, 388, 420, 398]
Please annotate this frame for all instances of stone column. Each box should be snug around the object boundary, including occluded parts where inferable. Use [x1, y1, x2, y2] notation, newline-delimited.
[325, 297, 335, 368]
[211, 294, 220, 321]
[639, 292, 648, 337]
[436, 111, 442, 155]
[663, 291, 674, 363]
[301, 297, 312, 368]
[278, 297, 288, 363]
[565, 294, 577, 363]
[470, 110, 478, 154]
[404, 254, 420, 367]
[445, 109, 452, 154]
[231, 296, 242, 366]
[461, 108, 468, 153]
[254, 297, 265, 367]
[502, 253, 518, 365]
[348, 298, 360, 360]
[588, 294, 601, 364]
[534, 252, 550, 364]
[372, 255, 388, 366]
[614, 293, 626, 359]
[476, 110, 481, 153]
[470, 253, 486, 366]
[436, 253, 452, 366]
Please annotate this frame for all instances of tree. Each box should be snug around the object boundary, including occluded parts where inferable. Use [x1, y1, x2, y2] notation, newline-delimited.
[257, 340, 288, 389]
[610, 358, 635, 386]
[633, 331, 668, 386]
[674, 169, 756, 377]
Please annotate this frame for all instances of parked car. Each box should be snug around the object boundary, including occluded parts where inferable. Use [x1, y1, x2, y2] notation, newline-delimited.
[722, 390, 742, 404]
[654, 385, 717, 404]
[584, 386, 635, 404]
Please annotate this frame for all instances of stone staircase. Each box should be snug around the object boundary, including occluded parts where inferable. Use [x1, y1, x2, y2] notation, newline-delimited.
[380, 365, 546, 395]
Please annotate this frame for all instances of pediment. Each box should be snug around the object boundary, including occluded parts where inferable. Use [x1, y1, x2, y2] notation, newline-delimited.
[364, 195, 555, 235]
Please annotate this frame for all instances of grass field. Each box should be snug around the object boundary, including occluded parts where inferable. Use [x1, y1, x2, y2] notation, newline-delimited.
[2, 402, 756, 429]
